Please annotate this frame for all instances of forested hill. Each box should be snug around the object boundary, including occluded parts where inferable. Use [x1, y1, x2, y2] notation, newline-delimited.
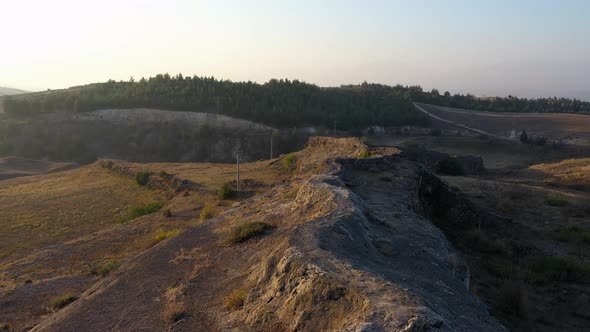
[3, 74, 589, 129]
[1, 76, 426, 130]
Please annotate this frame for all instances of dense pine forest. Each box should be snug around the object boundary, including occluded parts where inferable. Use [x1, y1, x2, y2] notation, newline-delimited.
[3, 74, 589, 130]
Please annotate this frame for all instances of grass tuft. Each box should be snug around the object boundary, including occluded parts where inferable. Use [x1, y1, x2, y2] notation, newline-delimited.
[48, 293, 77, 310]
[88, 260, 120, 277]
[154, 229, 183, 243]
[163, 302, 188, 323]
[120, 202, 164, 223]
[227, 222, 272, 244]
[224, 289, 247, 310]
[553, 226, 590, 244]
[282, 153, 297, 169]
[200, 204, 215, 222]
[218, 182, 234, 200]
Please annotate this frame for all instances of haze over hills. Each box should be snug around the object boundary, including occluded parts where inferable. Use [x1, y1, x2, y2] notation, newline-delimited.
[0, 87, 29, 96]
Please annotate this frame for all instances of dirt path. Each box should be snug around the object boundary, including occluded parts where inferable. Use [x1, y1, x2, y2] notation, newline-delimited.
[414, 103, 516, 141]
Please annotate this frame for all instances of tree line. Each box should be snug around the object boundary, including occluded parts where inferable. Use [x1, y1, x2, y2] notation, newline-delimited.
[3, 74, 589, 129]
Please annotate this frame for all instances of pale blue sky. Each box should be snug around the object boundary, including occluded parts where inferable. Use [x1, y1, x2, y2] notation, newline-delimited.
[1, 0, 589, 99]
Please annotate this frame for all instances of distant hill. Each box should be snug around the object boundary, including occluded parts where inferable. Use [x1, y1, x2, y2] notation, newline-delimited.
[0, 87, 29, 96]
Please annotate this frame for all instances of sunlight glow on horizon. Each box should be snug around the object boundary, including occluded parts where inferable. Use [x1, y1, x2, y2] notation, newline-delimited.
[1, 0, 589, 99]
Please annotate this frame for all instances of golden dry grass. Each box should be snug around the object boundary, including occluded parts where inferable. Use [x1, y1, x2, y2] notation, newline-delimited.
[0, 165, 161, 259]
[530, 158, 590, 189]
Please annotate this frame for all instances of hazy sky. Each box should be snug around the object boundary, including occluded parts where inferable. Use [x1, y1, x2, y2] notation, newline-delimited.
[2, 0, 589, 99]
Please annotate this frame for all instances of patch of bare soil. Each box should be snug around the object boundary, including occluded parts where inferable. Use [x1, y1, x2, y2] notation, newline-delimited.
[30, 138, 504, 331]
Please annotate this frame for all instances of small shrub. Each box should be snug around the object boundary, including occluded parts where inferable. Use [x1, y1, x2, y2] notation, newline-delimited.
[163, 209, 172, 218]
[519, 130, 528, 143]
[159, 170, 169, 177]
[100, 160, 113, 170]
[120, 202, 164, 223]
[437, 157, 464, 176]
[526, 256, 590, 283]
[227, 222, 272, 244]
[135, 171, 152, 186]
[546, 195, 568, 207]
[224, 289, 246, 310]
[283, 153, 297, 169]
[48, 293, 77, 310]
[88, 260, 120, 277]
[163, 302, 188, 323]
[357, 149, 370, 159]
[200, 204, 215, 222]
[218, 182, 234, 200]
[533, 136, 546, 146]
[154, 229, 183, 243]
[553, 226, 590, 244]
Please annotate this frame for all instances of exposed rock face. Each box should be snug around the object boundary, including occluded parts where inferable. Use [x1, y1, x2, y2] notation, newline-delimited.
[32, 137, 505, 331]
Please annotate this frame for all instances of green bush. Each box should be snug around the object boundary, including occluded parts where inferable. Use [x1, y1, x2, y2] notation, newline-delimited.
[48, 293, 77, 310]
[283, 153, 297, 169]
[526, 256, 590, 283]
[554, 226, 590, 244]
[224, 289, 247, 310]
[135, 171, 152, 186]
[88, 260, 120, 277]
[357, 149, 370, 159]
[227, 222, 272, 244]
[218, 182, 234, 200]
[437, 157, 464, 176]
[120, 202, 164, 223]
[546, 195, 568, 207]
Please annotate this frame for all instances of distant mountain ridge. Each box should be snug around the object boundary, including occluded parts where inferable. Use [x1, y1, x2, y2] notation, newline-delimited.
[0, 87, 29, 96]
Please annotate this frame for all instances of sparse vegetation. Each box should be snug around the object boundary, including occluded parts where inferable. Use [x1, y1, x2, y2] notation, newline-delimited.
[545, 195, 568, 206]
[463, 228, 508, 255]
[526, 256, 590, 283]
[163, 302, 188, 323]
[224, 289, 247, 310]
[553, 226, 590, 244]
[357, 149, 370, 159]
[163, 208, 172, 217]
[283, 153, 297, 169]
[199, 204, 215, 222]
[120, 202, 164, 223]
[48, 293, 77, 310]
[218, 182, 234, 200]
[437, 156, 464, 176]
[100, 159, 114, 170]
[154, 229, 183, 243]
[88, 260, 120, 277]
[135, 171, 152, 186]
[227, 222, 272, 244]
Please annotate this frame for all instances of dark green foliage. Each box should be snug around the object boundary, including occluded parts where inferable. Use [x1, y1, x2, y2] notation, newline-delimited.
[437, 157, 464, 176]
[546, 195, 568, 206]
[88, 260, 120, 277]
[519, 130, 528, 143]
[526, 256, 590, 283]
[218, 182, 234, 200]
[120, 202, 164, 223]
[553, 226, 590, 244]
[2, 76, 429, 130]
[227, 222, 272, 244]
[135, 171, 152, 186]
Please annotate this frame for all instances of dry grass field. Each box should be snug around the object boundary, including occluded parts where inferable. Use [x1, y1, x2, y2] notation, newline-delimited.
[417, 103, 590, 145]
